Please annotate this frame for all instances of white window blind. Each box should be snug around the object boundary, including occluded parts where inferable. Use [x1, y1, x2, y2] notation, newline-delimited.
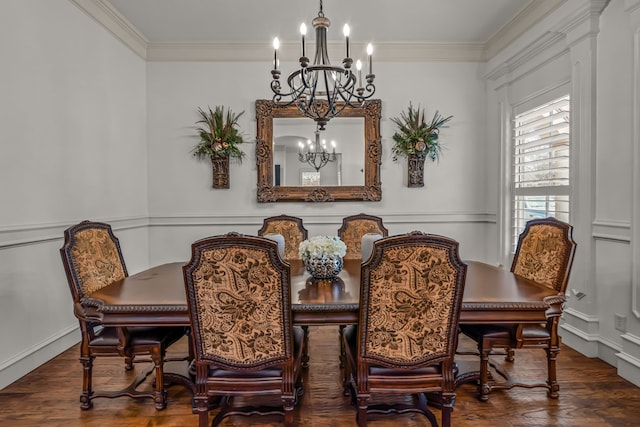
[512, 95, 570, 251]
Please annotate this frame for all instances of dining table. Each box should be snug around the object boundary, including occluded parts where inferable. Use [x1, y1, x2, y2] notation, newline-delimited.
[82, 258, 564, 327]
[81, 258, 565, 391]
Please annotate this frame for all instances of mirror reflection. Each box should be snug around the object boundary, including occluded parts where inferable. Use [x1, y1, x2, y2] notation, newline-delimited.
[272, 118, 364, 187]
[255, 99, 381, 203]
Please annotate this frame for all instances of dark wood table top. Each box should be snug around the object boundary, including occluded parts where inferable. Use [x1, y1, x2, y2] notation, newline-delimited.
[84, 259, 563, 327]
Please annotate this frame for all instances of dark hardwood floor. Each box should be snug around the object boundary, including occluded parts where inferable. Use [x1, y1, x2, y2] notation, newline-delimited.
[1, 326, 639, 426]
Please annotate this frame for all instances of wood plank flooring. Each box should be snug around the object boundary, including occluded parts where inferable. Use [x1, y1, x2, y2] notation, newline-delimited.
[1, 326, 639, 426]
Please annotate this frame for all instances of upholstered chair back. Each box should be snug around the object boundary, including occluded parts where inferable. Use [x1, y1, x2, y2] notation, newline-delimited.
[511, 217, 577, 294]
[359, 231, 467, 366]
[60, 220, 128, 303]
[183, 233, 293, 369]
[259, 215, 308, 261]
[338, 214, 389, 260]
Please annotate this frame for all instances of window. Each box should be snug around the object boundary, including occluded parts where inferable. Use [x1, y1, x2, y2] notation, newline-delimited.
[512, 95, 570, 251]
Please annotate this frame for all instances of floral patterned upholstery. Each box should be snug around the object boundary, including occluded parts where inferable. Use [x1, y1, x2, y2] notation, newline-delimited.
[185, 236, 289, 367]
[511, 219, 576, 293]
[362, 238, 465, 364]
[184, 233, 303, 426]
[338, 214, 388, 260]
[342, 232, 466, 427]
[259, 215, 308, 261]
[60, 221, 185, 410]
[459, 217, 577, 402]
[69, 227, 126, 298]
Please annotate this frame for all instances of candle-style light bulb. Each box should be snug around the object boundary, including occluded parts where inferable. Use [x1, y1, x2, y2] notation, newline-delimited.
[367, 43, 373, 75]
[356, 59, 362, 86]
[300, 23, 307, 57]
[273, 37, 280, 70]
[343, 24, 350, 58]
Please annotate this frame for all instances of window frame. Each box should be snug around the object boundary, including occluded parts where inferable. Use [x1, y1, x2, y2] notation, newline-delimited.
[508, 85, 572, 255]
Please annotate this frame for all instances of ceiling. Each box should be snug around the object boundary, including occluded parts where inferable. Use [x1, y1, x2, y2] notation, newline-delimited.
[107, 0, 535, 44]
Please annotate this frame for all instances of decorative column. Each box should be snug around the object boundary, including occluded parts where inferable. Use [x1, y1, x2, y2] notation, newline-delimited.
[555, 0, 608, 356]
[627, 0, 640, 319]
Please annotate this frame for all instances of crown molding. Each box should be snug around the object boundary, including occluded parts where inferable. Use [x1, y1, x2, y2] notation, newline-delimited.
[485, 0, 567, 60]
[146, 40, 485, 62]
[71, 0, 563, 63]
[68, 0, 148, 59]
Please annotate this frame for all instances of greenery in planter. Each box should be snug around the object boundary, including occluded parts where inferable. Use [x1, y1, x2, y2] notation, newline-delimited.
[193, 106, 246, 161]
[390, 103, 453, 161]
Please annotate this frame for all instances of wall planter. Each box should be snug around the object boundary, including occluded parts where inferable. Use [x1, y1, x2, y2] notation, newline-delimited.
[192, 106, 245, 189]
[407, 153, 426, 188]
[211, 154, 230, 189]
[390, 103, 452, 188]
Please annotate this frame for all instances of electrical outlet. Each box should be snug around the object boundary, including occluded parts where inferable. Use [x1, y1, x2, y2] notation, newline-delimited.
[614, 314, 627, 332]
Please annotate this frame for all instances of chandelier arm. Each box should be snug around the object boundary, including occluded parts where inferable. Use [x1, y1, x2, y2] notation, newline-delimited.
[269, 1, 377, 129]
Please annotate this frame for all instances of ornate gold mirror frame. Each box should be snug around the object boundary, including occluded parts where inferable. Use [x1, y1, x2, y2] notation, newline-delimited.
[255, 99, 382, 202]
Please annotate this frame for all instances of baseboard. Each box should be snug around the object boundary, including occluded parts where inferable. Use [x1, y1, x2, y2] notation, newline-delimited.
[0, 326, 80, 390]
[597, 336, 623, 367]
[561, 323, 640, 387]
[559, 322, 600, 357]
[616, 352, 640, 388]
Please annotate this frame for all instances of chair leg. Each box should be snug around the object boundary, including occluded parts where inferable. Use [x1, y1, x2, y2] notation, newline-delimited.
[505, 348, 515, 362]
[79, 355, 94, 410]
[151, 348, 167, 410]
[124, 355, 134, 370]
[547, 347, 560, 399]
[440, 392, 455, 427]
[199, 412, 209, 427]
[194, 396, 210, 427]
[356, 396, 368, 427]
[283, 396, 296, 427]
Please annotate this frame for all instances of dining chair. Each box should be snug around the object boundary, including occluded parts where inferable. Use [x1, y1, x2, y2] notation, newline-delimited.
[258, 214, 308, 261]
[337, 213, 388, 260]
[60, 220, 186, 410]
[459, 217, 577, 401]
[183, 232, 304, 427]
[342, 231, 467, 427]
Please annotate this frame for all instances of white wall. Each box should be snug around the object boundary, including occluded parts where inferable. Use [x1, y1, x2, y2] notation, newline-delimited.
[484, 0, 640, 387]
[593, 0, 640, 383]
[145, 60, 491, 265]
[0, 0, 148, 388]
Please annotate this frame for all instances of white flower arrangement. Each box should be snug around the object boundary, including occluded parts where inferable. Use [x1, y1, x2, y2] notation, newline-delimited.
[298, 235, 347, 260]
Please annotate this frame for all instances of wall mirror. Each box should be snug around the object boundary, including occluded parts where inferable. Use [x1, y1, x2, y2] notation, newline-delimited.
[255, 99, 382, 202]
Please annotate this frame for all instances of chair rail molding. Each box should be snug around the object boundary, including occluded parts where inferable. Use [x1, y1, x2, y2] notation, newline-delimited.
[0, 217, 148, 250]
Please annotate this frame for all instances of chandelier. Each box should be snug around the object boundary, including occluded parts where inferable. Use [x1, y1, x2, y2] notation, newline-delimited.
[298, 126, 337, 172]
[270, 0, 376, 130]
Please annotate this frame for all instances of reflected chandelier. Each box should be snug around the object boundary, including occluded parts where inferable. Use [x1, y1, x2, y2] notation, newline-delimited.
[298, 126, 337, 172]
[270, 0, 376, 130]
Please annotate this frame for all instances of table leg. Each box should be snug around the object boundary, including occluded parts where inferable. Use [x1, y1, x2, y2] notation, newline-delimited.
[301, 326, 310, 368]
[338, 325, 346, 368]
